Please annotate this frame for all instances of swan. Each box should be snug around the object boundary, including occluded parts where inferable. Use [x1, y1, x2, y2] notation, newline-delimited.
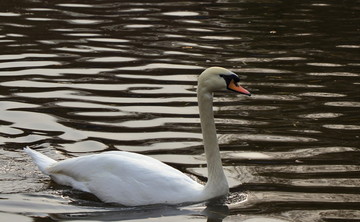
[24, 67, 251, 206]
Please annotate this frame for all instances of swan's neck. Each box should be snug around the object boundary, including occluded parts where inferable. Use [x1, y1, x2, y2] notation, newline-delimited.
[197, 87, 229, 199]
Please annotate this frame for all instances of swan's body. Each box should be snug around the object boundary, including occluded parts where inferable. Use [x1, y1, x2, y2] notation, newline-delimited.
[24, 67, 250, 206]
[25, 148, 204, 205]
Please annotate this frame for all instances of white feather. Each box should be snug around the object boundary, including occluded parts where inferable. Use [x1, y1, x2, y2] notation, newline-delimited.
[24, 146, 56, 175]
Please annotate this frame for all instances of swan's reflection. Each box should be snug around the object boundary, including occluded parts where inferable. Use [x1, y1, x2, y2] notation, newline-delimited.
[48, 203, 229, 221]
[48, 202, 291, 222]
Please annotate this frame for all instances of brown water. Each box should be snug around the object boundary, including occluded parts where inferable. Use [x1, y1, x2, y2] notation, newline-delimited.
[0, 0, 359, 221]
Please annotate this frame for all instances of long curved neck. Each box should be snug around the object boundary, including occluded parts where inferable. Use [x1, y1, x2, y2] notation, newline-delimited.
[197, 86, 229, 199]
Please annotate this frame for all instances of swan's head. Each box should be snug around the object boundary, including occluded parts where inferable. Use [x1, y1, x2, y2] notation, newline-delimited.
[198, 67, 251, 96]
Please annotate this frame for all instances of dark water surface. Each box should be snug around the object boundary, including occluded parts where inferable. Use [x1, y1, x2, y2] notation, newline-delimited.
[1, 0, 359, 221]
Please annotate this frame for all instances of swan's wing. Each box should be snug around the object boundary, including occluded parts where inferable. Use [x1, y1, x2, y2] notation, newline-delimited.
[47, 152, 203, 205]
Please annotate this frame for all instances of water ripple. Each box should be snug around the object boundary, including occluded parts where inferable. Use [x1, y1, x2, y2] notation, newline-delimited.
[298, 113, 343, 119]
[0, 61, 61, 69]
[325, 101, 360, 107]
[323, 125, 360, 130]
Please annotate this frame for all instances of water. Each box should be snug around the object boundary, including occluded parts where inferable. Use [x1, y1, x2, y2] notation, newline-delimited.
[0, 0, 359, 221]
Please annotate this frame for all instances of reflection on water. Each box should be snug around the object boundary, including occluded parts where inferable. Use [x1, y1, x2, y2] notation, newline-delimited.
[1, 0, 359, 221]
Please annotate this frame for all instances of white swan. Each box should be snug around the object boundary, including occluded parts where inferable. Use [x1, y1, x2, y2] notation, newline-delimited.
[24, 67, 251, 206]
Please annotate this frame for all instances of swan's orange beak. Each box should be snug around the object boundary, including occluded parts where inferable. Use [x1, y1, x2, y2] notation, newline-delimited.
[228, 79, 251, 96]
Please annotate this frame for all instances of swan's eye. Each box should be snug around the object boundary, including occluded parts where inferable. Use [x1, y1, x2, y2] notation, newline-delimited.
[219, 74, 230, 80]
[219, 74, 240, 85]
[231, 74, 241, 82]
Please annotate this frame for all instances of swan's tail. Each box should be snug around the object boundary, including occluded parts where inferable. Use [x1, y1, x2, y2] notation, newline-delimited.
[24, 146, 57, 175]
